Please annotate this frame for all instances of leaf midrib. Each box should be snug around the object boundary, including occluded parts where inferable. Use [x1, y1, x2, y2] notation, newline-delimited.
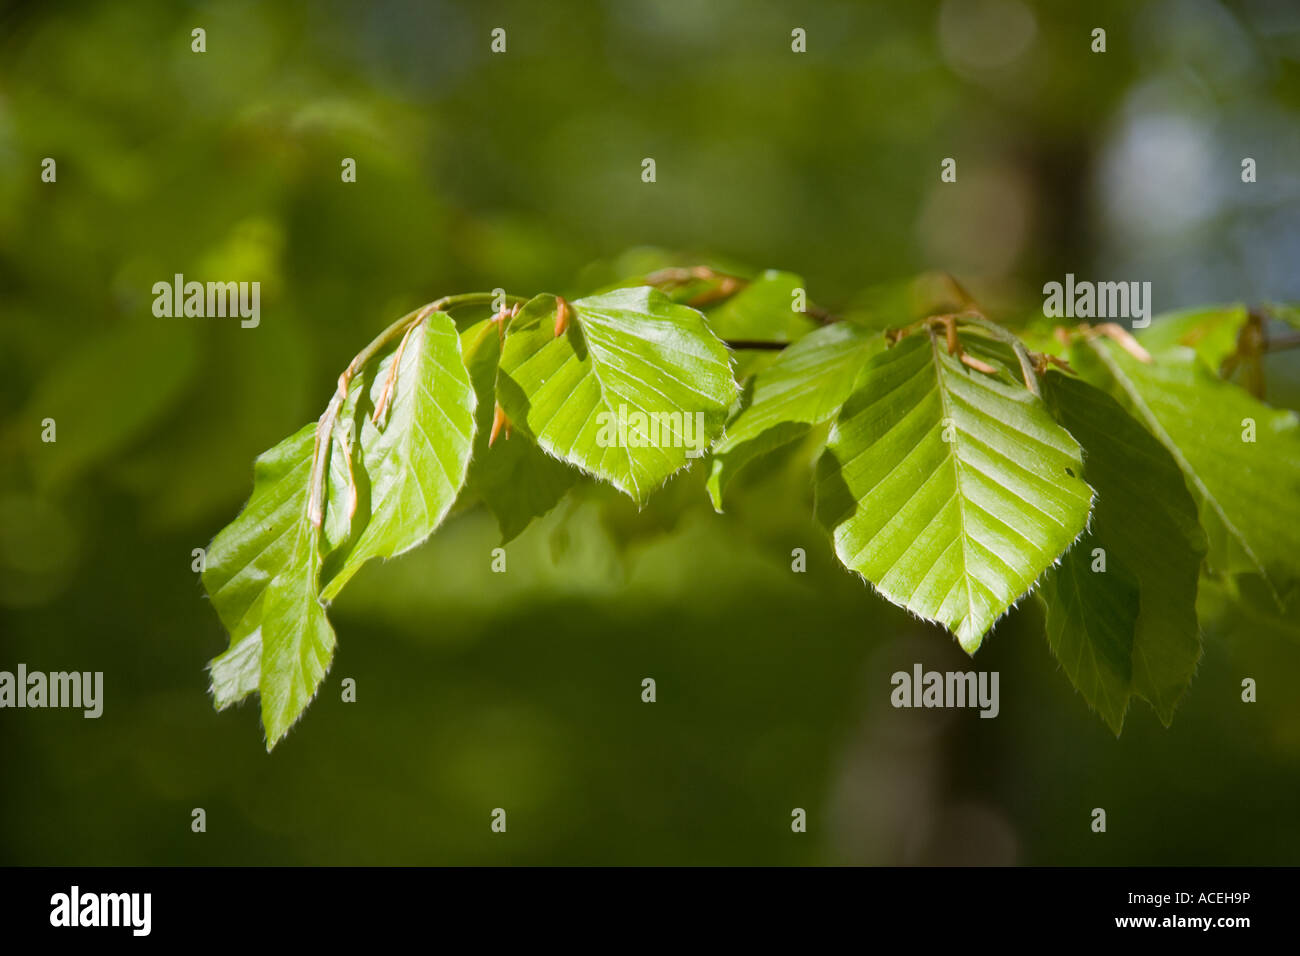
[927, 330, 980, 638]
[572, 312, 661, 501]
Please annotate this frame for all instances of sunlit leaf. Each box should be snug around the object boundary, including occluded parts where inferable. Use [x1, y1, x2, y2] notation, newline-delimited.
[816, 331, 1093, 651]
[204, 307, 476, 744]
[259, 521, 335, 749]
[703, 269, 817, 343]
[496, 287, 737, 504]
[320, 309, 477, 599]
[461, 317, 578, 542]
[204, 424, 316, 710]
[1137, 304, 1249, 372]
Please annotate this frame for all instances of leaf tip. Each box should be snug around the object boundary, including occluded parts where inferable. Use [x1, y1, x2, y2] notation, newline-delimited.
[955, 622, 987, 655]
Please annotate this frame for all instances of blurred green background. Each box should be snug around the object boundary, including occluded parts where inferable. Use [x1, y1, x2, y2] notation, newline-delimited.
[2, 0, 1300, 864]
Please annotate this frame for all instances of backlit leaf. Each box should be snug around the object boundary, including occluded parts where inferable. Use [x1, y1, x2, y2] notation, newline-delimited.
[204, 424, 316, 711]
[461, 317, 578, 542]
[1137, 304, 1249, 372]
[496, 287, 738, 504]
[320, 309, 477, 600]
[204, 307, 476, 745]
[259, 521, 335, 749]
[815, 331, 1094, 651]
[703, 269, 817, 343]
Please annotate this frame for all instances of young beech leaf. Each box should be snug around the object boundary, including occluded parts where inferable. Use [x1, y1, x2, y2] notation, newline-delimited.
[1041, 544, 1142, 731]
[1073, 340, 1300, 607]
[204, 424, 316, 709]
[321, 368, 379, 559]
[815, 331, 1093, 652]
[319, 310, 477, 600]
[459, 317, 579, 541]
[708, 323, 886, 509]
[495, 287, 738, 504]
[205, 375, 369, 709]
[259, 520, 335, 749]
[1136, 304, 1248, 372]
[703, 269, 818, 343]
[208, 631, 262, 712]
[204, 307, 475, 745]
[1038, 371, 1207, 733]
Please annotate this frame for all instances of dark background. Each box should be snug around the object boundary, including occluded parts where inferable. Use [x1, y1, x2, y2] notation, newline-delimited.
[2, 0, 1299, 864]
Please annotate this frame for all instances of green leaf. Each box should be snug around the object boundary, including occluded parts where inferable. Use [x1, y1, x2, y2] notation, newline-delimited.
[204, 376, 369, 710]
[815, 331, 1094, 651]
[203, 424, 316, 709]
[460, 317, 578, 542]
[208, 632, 261, 712]
[702, 270, 818, 343]
[259, 520, 336, 749]
[1038, 372, 1206, 732]
[320, 310, 477, 600]
[1073, 339, 1300, 606]
[496, 287, 738, 504]
[1137, 304, 1248, 371]
[1041, 545, 1141, 733]
[204, 307, 477, 742]
[707, 323, 886, 509]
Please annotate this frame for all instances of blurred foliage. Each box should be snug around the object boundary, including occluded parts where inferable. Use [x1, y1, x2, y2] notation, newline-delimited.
[2, 0, 1300, 864]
